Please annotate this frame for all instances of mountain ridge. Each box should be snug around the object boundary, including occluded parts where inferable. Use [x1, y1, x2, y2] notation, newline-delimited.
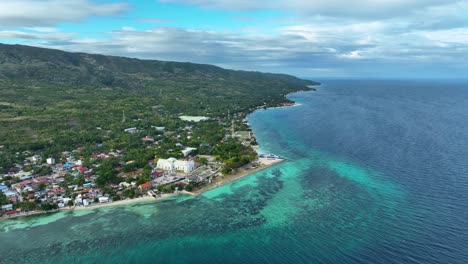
[0, 43, 316, 89]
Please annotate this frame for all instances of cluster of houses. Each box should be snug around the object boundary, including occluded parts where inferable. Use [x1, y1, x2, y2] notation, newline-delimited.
[1, 117, 257, 217]
[1, 147, 205, 217]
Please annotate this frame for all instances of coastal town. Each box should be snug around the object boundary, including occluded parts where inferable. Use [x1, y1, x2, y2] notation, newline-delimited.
[0, 113, 285, 219]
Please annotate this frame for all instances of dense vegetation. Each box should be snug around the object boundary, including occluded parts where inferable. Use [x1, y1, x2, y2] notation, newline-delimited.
[0, 43, 317, 171]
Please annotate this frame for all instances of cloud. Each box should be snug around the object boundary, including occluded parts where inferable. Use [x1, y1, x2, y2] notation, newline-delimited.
[339, 51, 363, 59]
[0, 30, 74, 40]
[26, 21, 467, 78]
[161, 0, 458, 19]
[1, 0, 467, 77]
[22, 27, 59, 33]
[0, 0, 129, 27]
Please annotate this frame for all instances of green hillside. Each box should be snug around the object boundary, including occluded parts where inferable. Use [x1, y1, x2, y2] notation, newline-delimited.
[0, 43, 317, 170]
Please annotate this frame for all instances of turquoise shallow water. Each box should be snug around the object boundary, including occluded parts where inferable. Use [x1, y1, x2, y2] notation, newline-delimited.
[1, 80, 467, 263]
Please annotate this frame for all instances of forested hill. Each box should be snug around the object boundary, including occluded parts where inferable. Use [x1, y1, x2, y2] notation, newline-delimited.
[0, 43, 316, 94]
[0, 43, 317, 167]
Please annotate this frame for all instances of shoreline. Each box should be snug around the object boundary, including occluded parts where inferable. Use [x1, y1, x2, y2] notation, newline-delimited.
[0, 193, 180, 220]
[1, 159, 284, 221]
[1, 89, 309, 221]
[190, 158, 285, 195]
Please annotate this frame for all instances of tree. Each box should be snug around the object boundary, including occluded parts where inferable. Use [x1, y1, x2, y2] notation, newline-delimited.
[40, 203, 58, 211]
[197, 157, 208, 165]
[0, 191, 9, 205]
[63, 173, 73, 184]
[38, 182, 46, 191]
[74, 175, 85, 186]
[18, 202, 37, 211]
[221, 167, 232, 175]
[185, 184, 193, 192]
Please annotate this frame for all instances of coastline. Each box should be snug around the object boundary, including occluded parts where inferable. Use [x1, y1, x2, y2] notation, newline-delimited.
[1, 158, 285, 221]
[1, 88, 309, 221]
[190, 158, 285, 195]
[0, 193, 180, 220]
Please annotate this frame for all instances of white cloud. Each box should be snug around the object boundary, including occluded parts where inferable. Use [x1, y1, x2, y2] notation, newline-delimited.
[1, 0, 467, 77]
[0, 30, 74, 40]
[27, 22, 465, 74]
[121, 27, 136, 31]
[22, 27, 59, 33]
[339, 51, 363, 59]
[161, 0, 458, 19]
[0, 0, 129, 27]
[420, 28, 468, 45]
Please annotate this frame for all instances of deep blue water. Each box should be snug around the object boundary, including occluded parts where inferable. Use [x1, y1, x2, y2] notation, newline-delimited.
[1, 80, 467, 264]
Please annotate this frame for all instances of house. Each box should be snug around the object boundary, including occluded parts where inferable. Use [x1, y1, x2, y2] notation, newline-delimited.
[32, 155, 42, 163]
[1, 204, 13, 211]
[4, 209, 17, 216]
[77, 167, 88, 173]
[151, 171, 164, 178]
[14, 171, 32, 181]
[124, 127, 138, 134]
[0, 185, 8, 192]
[142, 137, 155, 142]
[181, 147, 197, 157]
[97, 153, 109, 158]
[46, 158, 56, 165]
[34, 176, 50, 183]
[139, 182, 152, 190]
[63, 197, 72, 205]
[119, 182, 131, 188]
[98, 196, 109, 203]
[4, 190, 16, 198]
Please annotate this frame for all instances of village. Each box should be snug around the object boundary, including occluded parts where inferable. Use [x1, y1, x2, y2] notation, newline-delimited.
[0, 115, 283, 218]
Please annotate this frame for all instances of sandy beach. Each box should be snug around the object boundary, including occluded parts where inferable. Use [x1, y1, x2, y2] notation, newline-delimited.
[0, 193, 180, 220]
[191, 157, 285, 195]
[66, 193, 178, 211]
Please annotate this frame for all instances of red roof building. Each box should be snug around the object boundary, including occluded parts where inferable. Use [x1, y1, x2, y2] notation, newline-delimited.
[4, 210, 17, 215]
[139, 182, 152, 190]
[78, 167, 88, 172]
[151, 171, 164, 178]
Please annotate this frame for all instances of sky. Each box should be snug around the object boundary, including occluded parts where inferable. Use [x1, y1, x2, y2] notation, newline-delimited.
[0, 0, 467, 79]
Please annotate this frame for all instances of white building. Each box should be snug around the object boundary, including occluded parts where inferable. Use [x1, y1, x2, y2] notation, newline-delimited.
[46, 158, 56, 165]
[32, 155, 42, 163]
[157, 157, 177, 171]
[174, 159, 195, 173]
[99, 197, 109, 203]
[156, 157, 195, 173]
[124, 127, 138, 134]
[181, 147, 197, 157]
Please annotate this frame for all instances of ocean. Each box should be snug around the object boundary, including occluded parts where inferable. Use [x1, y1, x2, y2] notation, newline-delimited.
[1, 80, 467, 264]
